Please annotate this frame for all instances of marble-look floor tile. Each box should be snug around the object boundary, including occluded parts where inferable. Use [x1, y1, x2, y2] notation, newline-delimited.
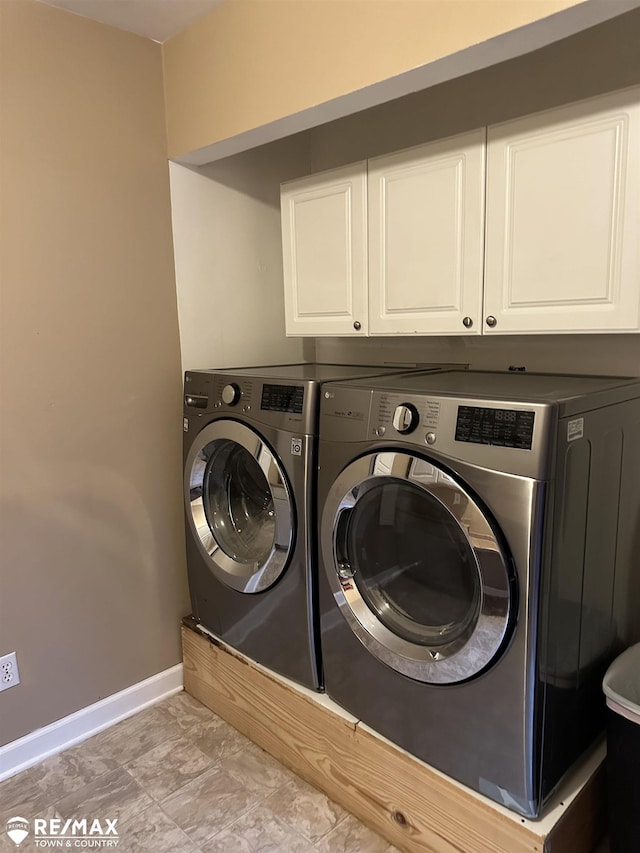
[263, 776, 347, 844]
[201, 804, 315, 853]
[0, 771, 51, 825]
[54, 767, 153, 826]
[315, 813, 398, 853]
[188, 716, 250, 763]
[159, 691, 217, 733]
[115, 802, 196, 853]
[161, 764, 267, 847]
[88, 705, 179, 764]
[223, 740, 297, 794]
[125, 733, 212, 802]
[28, 739, 118, 801]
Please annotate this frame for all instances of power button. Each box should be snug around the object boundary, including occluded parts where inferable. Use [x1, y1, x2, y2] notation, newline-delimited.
[425, 432, 437, 445]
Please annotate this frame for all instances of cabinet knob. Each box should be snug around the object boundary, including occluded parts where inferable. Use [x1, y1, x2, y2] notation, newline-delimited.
[462, 316, 473, 328]
[485, 315, 497, 328]
[353, 321, 362, 331]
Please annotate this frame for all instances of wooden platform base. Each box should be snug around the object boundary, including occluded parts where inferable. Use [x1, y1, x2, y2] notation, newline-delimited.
[182, 620, 606, 853]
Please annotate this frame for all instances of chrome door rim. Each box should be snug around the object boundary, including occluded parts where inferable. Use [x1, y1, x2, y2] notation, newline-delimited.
[321, 451, 514, 683]
[185, 419, 294, 593]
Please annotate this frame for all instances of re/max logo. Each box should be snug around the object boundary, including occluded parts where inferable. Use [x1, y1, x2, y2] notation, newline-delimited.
[34, 819, 118, 836]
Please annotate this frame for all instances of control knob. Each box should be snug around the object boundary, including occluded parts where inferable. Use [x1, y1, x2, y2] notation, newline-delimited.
[221, 383, 241, 406]
[392, 403, 419, 435]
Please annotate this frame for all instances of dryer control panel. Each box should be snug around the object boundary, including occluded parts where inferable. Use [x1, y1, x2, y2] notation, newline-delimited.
[455, 406, 535, 450]
[373, 392, 550, 478]
[319, 384, 554, 479]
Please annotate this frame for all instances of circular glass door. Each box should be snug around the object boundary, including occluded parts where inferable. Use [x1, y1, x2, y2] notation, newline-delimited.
[185, 420, 294, 593]
[322, 452, 514, 683]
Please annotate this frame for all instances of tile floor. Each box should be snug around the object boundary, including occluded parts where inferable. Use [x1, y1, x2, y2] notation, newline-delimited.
[0, 692, 399, 852]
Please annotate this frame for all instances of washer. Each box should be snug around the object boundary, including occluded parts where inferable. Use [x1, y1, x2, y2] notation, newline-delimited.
[183, 363, 450, 691]
[317, 370, 640, 815]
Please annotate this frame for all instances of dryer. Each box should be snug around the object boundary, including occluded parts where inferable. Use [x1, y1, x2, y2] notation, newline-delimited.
[317, 370, 640, 816]
[183, 363, 448, 691]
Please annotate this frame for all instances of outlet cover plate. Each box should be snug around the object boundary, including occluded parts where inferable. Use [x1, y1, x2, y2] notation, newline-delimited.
[0, 652, 20, 691]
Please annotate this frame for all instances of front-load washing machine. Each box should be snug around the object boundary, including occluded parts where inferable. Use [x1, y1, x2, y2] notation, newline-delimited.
[317, 370, 640, 815]
[183, 363, 451, 691]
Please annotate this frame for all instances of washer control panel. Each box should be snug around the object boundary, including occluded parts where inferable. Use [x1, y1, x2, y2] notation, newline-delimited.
[260, 383, 304, 414]
[184, 371, 313, 432]
[221, 383, 241, 406]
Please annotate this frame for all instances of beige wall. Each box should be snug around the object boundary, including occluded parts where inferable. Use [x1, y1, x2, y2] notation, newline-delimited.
[162, 0, 588, 159]
[0, 1, 188, 746]
[308, 8, 640, 169]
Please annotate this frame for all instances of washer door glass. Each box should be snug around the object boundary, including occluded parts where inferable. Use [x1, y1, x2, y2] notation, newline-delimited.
[204, 441, 275, 565]
[324, 452, 514, 684]
[186, 420, 293, 593]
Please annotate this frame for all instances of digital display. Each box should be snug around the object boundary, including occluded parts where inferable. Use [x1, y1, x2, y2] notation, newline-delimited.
[455, 406, 535, 450]
[260, 383, 304, 414]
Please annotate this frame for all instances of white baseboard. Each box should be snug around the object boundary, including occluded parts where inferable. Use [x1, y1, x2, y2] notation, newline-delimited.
[0, 664, 183, 782]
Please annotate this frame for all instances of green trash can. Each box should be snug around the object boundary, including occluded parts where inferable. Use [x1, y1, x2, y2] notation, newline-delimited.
[603, 643, 640, 853]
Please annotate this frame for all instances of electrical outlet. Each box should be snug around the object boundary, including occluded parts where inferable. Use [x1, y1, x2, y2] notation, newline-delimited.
[0, 652, 20, 692]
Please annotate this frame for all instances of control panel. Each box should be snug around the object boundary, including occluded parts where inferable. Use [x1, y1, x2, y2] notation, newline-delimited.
[221, 383, 241, 406]
[320, 384, 552, 479]
[184, 371, 313, 432]
[455, 406, 535, 450]
[370, 392, 442, 448]
[261, 383, 304, 414]
[370, 394, 537, 453]
[392, 403, 420, 434]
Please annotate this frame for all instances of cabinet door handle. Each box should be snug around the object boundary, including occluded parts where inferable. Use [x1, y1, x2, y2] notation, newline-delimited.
[485, 315, 497, 328]
[353, 321, 362, 331]
[462, 316, 473, 328]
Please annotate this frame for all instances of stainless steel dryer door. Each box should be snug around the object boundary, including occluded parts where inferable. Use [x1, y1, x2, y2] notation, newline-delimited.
[321, 451, 515, 684]
[185, 420, 294, 593]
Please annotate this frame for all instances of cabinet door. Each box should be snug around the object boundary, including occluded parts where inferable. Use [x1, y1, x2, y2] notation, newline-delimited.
[485, 87, 640, 334]
[281, 163, 368, 336]
[368, 129, 486, 336]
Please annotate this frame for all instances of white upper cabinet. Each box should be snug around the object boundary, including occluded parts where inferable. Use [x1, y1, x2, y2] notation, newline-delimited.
[484, 88, 640, 334]
[280, 86, 640, 337]
[368, 130, 486, 335]
[281, 163, 368, 336]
